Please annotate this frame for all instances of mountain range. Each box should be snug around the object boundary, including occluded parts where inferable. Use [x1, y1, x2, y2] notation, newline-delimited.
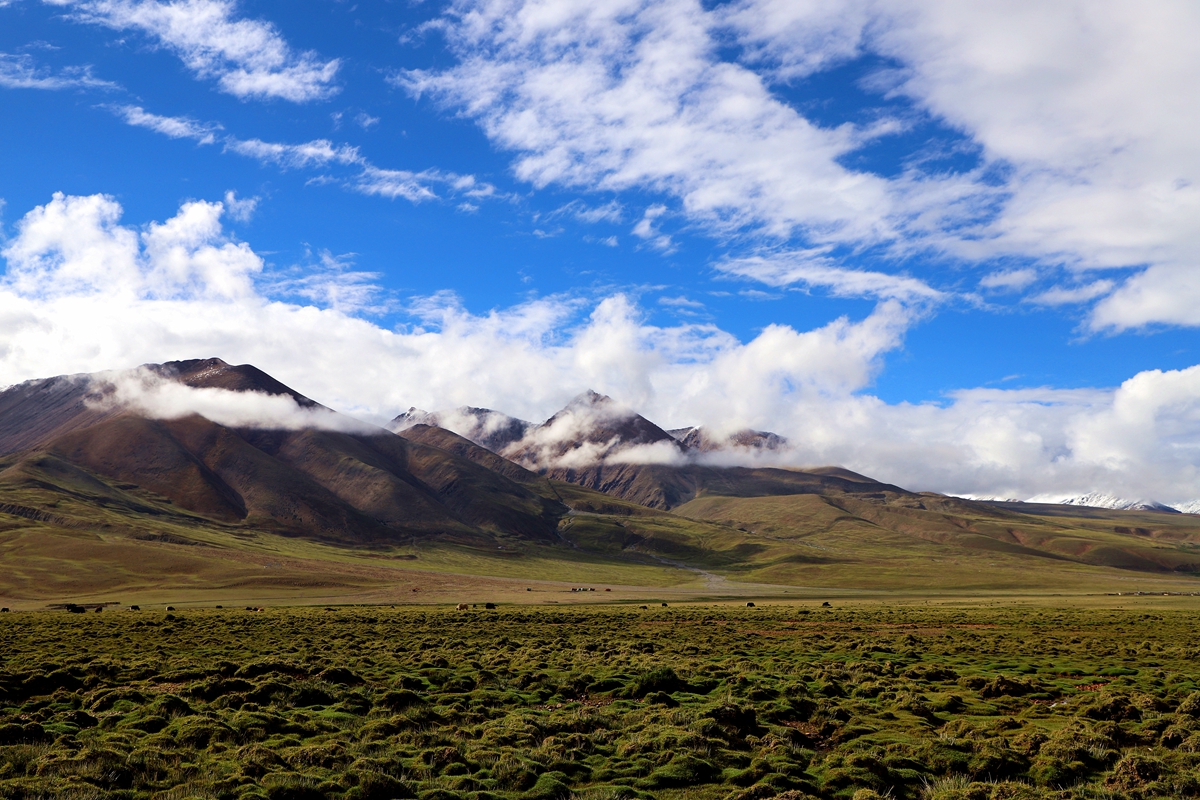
[3, 357, 1200, 603]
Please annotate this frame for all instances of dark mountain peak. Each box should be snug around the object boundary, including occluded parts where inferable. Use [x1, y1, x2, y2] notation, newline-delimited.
[146, 358, 318, 407]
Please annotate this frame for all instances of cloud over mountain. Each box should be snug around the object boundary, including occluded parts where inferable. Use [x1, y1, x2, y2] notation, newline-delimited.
[2, 193, 1200, 504]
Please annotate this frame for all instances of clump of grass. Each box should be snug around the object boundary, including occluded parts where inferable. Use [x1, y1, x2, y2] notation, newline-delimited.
[2, 605, 1200, 799]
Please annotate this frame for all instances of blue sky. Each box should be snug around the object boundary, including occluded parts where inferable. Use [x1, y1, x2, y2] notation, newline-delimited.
[2, 0, 1200, 502]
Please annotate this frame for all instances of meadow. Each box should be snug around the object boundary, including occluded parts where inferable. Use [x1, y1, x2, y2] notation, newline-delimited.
[3, 601, 1199, 800]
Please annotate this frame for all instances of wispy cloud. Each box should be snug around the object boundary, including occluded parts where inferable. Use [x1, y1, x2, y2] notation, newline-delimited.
[109, 104, 221, 144]
[46, 0, 339, 102]
[224, 137, 362, 169]
[632, 205, 673, 252]
[719, 249, 944, 304]
[103, 103, 496, 206]
[266, 249, 392, 316]
[980, 268, 1037, 292]
[0, 52, 118, 90]
[1029, 280, 1115, 306]
[400, 0, 1200, 332]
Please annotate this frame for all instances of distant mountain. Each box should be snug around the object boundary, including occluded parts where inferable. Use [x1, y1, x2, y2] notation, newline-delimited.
[1027, 492, 1179, 513]
[669, 426, 788, 452]
[500, 390, 685, 471]
[1175, 500, 1200, 515]
[0, 359, 565, 544]
[388, 406, 531, 453]
[398, 392, 791, 471]
[389, 392, 849, 508]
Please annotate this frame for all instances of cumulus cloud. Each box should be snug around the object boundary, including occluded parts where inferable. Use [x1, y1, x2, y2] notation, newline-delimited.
[46, 0, 340, 101]
[3, 194, 1200, 503]
[0, 52, 118, 90]
[404, 0, 1200, 326]
[89, 367, 375, 432]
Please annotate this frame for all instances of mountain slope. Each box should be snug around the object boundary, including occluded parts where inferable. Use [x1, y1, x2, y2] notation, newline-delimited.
[0, 360, 565, 545]
[540, 461, 909, 510]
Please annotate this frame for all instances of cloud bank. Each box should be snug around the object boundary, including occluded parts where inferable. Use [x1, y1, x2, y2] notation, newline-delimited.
[3, 193, 1200, 503]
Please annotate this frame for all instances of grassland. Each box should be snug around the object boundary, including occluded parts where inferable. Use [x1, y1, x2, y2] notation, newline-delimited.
[3, 602, 1200, 799]
[6, 472, 1200, 609]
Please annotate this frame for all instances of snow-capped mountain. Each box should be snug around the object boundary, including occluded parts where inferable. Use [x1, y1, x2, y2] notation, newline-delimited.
[1026, 492, 1179, 513]
[1173, 500, 1200, 515]
[953, 494, 1025, 503]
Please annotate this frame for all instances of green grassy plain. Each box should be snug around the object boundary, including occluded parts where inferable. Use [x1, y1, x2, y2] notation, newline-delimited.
[6, 473, 1200, 609]
[3, 603, 1200, 799]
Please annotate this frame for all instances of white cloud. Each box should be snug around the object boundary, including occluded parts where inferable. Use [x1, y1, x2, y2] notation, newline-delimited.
[720, 249, 943, 303]
[1, 192, 260, 300]
[355, 112, 380, 130]
[224, 137, 362, 169]
[551, 200, 623, 224]
[110, 104, 221, 144]
[632, 204, 673, 252]
[404, 0, 1200, 328]
[1088, 265, 1200, 331]
[0, 52, 118, 90]
[47, 0, 340, 102]
[267, 250, 390, 316]
[354, 166, 441, 202]
[658, 295, 704, 309]
[398, 0, 903, 245]
[979, 268, 1036, 291]
[91, 367, 374, 432]
[3, 193, 1200, 503]
[1029, 279, 1115, 307]
[108, 103, 494, 205]
[222, 190, 258, 222]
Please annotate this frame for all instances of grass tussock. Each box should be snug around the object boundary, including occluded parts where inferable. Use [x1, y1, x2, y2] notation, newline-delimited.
[2, 604, 1200, 799]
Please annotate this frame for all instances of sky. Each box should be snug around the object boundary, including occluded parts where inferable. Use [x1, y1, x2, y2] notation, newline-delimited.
[1, 0, 1200, 503]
